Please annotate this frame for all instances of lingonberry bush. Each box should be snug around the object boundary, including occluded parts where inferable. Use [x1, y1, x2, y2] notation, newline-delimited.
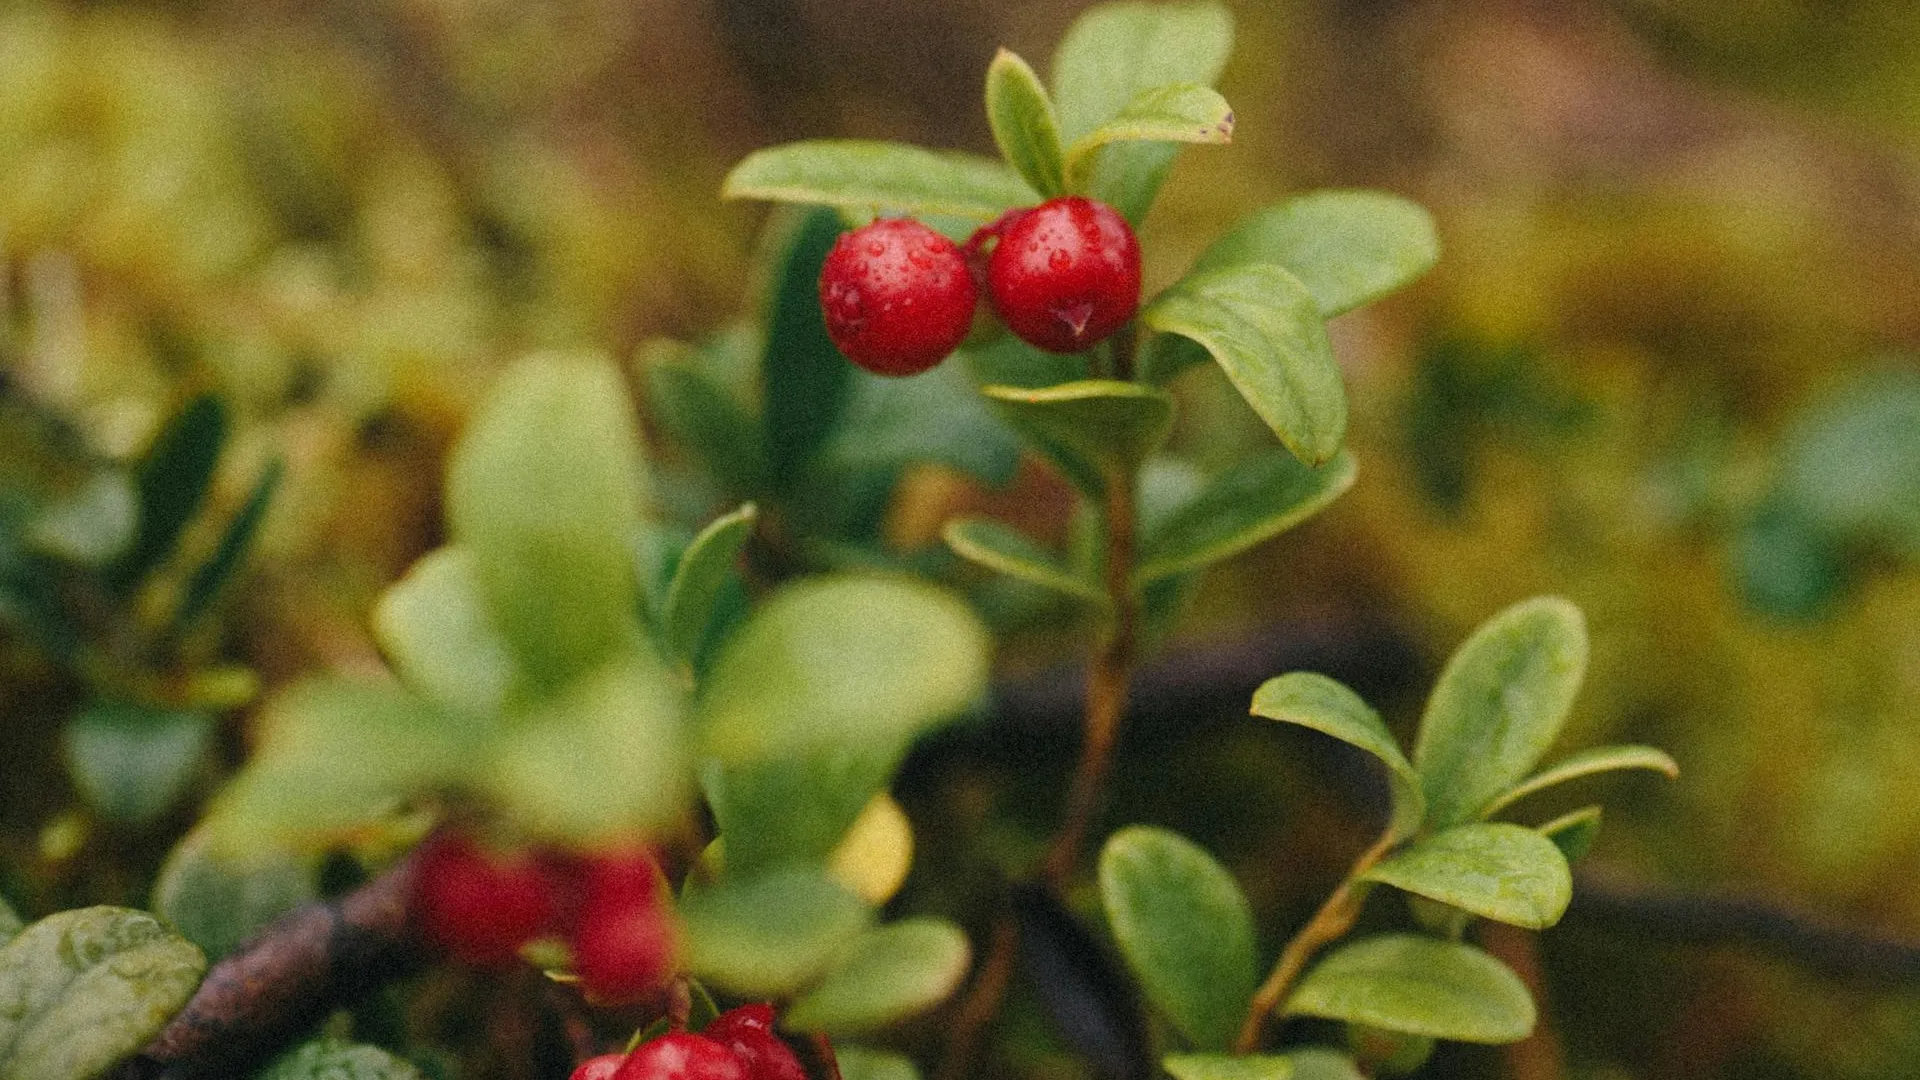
[0, 4, 1680, 1080]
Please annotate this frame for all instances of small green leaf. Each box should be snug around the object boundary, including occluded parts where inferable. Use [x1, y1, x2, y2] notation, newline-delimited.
[1162, 1054, 1295, 1080]
[703, 744, 904, 875]
[943, 517, 1107, 607]
[983, 381, 1175, 497]
[1477, 745, 1679, 821]
[820, 362, 1024, 487]
[663, 505, 758, 667]
[1283, 935, 1534, 1044]
[1143, 264, 1344, 465]
[1538, 806, 1603, 863]
[175, 457, 282, 628]
[1361, 823, 1572, 930]
[680, 870, 871, 996]
[152, 823, 318, 964]
[254, 1036, 424, 1080]
[763, 207, 852, 493]
[1099, 826, 1257, 1051]
[698, 575, 989, 763]
[447, 353, 647, 692]
[1064, 83, 1233, 191]
[112, 394, 226, 592]
[374, 546, 519, 717]
[836, 1047, 922, 1080]
[723, 141, 1037, 221]
[1192, 192, 1440, 317]
[1250, 673, 1423, 839]
[1413, 597, 1589, 828]
[1281, 1048, 1366, 1080]
[986, 49, 1066, 197]
[645, 356, 769, 496]
[0, 907, 207, 1080]
[1134, 450, 1355, 586]
[784, 919, 971, 1035]
[63, 704, 213, 825]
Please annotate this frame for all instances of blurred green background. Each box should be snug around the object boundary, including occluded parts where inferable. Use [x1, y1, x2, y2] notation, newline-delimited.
[2, 0, 1918, 1077]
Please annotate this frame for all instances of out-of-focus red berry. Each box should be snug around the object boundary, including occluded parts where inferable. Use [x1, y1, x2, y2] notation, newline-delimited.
[413, 831, 562, 966]
[572, 1052, 631, 1080]
[818, 218, 978, 376]
[706, 1004, 806, 1080]
[985, 196, 1141, 354]
[613, 1033, 747, 1080]
[572, 849, 676, 1002]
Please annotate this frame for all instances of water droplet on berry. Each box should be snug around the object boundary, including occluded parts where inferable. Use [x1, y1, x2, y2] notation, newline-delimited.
[1048, 248, 1073, 272]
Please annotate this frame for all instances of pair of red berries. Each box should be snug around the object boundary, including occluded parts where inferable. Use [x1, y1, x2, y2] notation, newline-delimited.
[818, 195, 1142, 376]
[570, 1004, 810, 1080]
[414, 832, 675, 1003]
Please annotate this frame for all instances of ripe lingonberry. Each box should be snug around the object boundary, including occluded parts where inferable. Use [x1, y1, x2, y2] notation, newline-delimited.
[414, 831, 562, 966]
[572, 1053, 631, 1080]
[572, 849, 677, 1002]
[705, 1004, 807, 1080]
[818, 218, 978, 376]
[613, 1033, 748, 1080]
[984, 196, 1141, 354]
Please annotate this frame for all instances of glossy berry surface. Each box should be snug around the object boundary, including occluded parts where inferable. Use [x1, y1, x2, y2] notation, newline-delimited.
[613, 1034, 747, 1080]
[414, 832, 561, 966]
[706, 1005, 806, 1080]
[572, 849, 676, 1002]
[985, 196, 1141, 354]
[572, 1053, 631, 1080]
[818, 218, 977, 376]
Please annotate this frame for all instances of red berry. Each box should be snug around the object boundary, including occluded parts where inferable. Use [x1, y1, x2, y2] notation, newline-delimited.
[613, 1034, 748, 1080]
[414, 832, 562, 966]
[706, 1005, 806, 1080]
[818, 218, 978, 376]
[573, 850, 677, 1002]
[573, 1053, 631, 1080]
[985, 196, 1141, 354]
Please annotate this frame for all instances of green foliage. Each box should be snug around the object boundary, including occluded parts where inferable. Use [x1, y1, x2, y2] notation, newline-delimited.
[112, 394, 226, 593]
[679, 869, 870, 997]
[982, 381, 1175, 497]
[252, 1037, 423, 1080]
[174, 457, 282, 629]
[645, 355, 770, 498]
[62, 704, 213, 825]
[1099, 826, 1258, 1051]
[374, 546, 520, 718]
[661, 503, 757, 668]
[943, 517, 1108, 607]
[1360, 823, 1572, 930]
[1192, 193, 1440, 317]
[1476, 745, 1680, 820]
[1250, 672, 1424, 840]
[986, 50, 1067, 198]
[1134, 451, 1356, 588]
[722, 142, 1037, 221]
[0, 907, 206, 1080]
[1283, 935, 1534, 1044]
[783, 919, 972, 1035]
[152, 824, 318, 964]
[820, 363, 1023, 487]
[835, 1047, 923, 1080]
[1162, 1054, 1294, 1080]
[1538, 806, 1604, 863]
[1062, 84, 1234, 192]
[703, 747, 903, 875]
[762, 208, 853, 494]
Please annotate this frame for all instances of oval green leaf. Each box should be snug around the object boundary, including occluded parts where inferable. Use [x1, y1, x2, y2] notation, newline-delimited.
[1192, 192, 1440, 317]
[1412, 597, 1589, 828]
[1283, 934, 1535, 1044]
[62, 704, 213, 825]
[152, 823, 319, 964]
[702, 744, 904, 875]
[1477, 745, 1679, 821]
[943, 517, 1107, 607]
[820, 362, 1023, 487]
[761, 207, 851, 493]
[983, 380, 1175, 497]
[1537, 806, 1603, 864]
[723, 141, 1037, 221]
[174, 457, 283, 629]
[374, 546, 519, 717]
[1163, 1054, 1294, 1080]
[663, 504, 758, 667]
[1361, 823, 1572, 930]
[254, 1037, 424, 1080]
[1250, 672, 1423, 839]
[1134, 450, 1356, 587]
[836, 1047, 922, 1080]
[1064, 83, 1233, 191]
[0, 907, 207, 1080]
[986, 49, 1066, 197]
[112, 393, 226, 593]
[644, 355, 769, 497]
[679, 870, 871, 996]
[783, 919, 971, 1035]
[1143, 263, 1344, 465]
[1099, 826, 1258, 1051]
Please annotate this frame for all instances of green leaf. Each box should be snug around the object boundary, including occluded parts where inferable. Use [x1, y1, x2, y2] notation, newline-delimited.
[151, 823, 318, 964]
[1134, 450, 1356, 586]
[25, 472, 135, 567]
[447, 353, 647, 692]
[1163, 1055, 1295, 1080]
[0, 900, 20, 946]
[0, 907, 207, 1080]
[1051, 1, 1234, 221]
[1098, 826, 1257, 1051]
[1538, 806, 1603, 863]
[942, 517, 1107, 607]
[820, 362, 1024, 487]
[1143, 264, 1344, 465]
[1064, 83, 1233, 191]
[175, 457, 282, 628]
[1477, 745, 1679, 821]
[1730, 500, 1848, 620]
[112, 393, 226, 592]
[1412, 597, 1589, 828]
[485, 645, 687, 844]
[1281, 1049, 1367, 1080]
[254, 1036, 424, 1080]
[986, 49, 1066, 197]
[1775, 367, 1920, 556]
[983, 381, 1175, 497]
[1192, 192, 1440, 317]
[679, 870, 871, 996]
[762, 207, 852, 494]
[645, 355, 769, 496]
[783, 919, 971, 1035]
[663, 504, 758, 667]
[1361, 823, 1572, 930]
[1283, 935, 1534, 1044]
[836, 1047, 922, 1080]
[374, 546, 519, 717]
[723, 141, 1037, 221]
[1250, 673, 1424, 840]
[960, 333, 1089, 390]
[703, 744, 904, 875]
[698, 575, 989, 763]
[63, 704, 213, 825]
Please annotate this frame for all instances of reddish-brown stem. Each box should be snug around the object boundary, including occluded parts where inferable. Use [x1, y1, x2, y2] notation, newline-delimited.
[932, 914, 1020, 1080]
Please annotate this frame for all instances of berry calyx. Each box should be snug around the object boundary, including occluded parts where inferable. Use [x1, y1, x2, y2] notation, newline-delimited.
[706, 1004, 806, 1080]
[413, 831, 563, 966]
[818, 218, 978, 376]
[572, 1053, 631, 1080]
[613, 1033, 748, 1080]
[572, 849, 677, 1003]
[984, 196, 1141, 354]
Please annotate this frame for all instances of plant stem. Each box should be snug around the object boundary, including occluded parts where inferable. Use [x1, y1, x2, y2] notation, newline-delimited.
[932, 915, 1019, 1080]
[1233, 828, 1397, 1054]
